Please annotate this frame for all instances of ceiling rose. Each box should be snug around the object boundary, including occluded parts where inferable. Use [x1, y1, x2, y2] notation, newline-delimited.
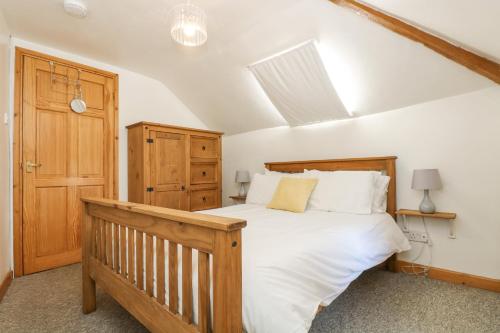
[170, 2, 207, 47]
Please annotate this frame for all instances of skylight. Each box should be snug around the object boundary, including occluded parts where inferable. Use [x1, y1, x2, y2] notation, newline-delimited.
[248, 41, 349, 126]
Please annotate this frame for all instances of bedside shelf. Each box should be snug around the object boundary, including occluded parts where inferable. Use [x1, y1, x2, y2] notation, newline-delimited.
[396, 209, 456, 220]
[229, 195, 246, 204]
[396, 209, 457, 239]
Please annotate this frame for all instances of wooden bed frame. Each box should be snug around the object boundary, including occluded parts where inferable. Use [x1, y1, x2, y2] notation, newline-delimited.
[82, 156, 397, 333]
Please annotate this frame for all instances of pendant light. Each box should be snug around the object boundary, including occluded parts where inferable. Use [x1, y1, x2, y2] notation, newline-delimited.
[170, 2, 207, 47]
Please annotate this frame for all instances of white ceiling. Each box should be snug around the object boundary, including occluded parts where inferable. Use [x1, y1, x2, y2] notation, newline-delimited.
[0, 0, 497, 134]
[362, 0, 500, 63]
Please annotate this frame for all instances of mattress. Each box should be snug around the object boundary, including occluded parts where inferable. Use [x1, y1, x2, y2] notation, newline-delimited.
[137, 204, 410, 333]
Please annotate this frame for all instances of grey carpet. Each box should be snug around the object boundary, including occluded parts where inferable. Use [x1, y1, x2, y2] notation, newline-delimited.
[0, 264, 498, 333]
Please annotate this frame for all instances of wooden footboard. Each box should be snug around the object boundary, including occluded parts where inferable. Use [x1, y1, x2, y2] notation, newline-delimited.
[81, 198, 247, 333]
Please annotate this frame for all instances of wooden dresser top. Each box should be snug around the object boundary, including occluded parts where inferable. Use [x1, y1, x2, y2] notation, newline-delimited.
[126, 121, 223, 135]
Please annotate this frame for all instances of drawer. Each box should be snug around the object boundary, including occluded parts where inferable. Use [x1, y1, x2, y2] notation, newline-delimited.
[190, 188, 218, 211]
[191, 162, 217, 184]
[191, 136, 218, 159]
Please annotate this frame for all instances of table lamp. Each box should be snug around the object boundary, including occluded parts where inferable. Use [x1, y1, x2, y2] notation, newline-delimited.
[411, 169, 442, 214]
[235, 170, 250, 196]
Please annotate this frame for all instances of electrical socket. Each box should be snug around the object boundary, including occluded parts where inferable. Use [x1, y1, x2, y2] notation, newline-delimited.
[407, 231, 429, 243]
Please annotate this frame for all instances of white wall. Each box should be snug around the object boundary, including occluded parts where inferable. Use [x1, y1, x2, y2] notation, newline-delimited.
[222, 86, 500, 279]
[0, 11, 11, 280]
[4, 38, 206, 273]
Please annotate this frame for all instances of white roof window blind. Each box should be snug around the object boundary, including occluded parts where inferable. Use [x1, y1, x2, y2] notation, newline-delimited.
[249, 41, 349, 126]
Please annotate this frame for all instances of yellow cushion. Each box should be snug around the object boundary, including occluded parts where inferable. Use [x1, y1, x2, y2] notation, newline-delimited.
[267, 177, 318, 213]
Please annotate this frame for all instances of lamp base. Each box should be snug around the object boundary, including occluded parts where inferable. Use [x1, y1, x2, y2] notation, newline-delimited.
[238, 183, 246, 197]
[419, 189, 436, 214]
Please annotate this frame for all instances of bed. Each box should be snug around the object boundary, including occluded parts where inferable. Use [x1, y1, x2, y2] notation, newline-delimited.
[81, 156, 409, 333]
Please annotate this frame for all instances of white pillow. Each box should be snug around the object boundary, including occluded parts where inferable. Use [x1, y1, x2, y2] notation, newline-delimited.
[264, 169, 281, 175]
[372, 175, 390, 213]
[245, 173, 282, 205]
[305, 170, 378, 214]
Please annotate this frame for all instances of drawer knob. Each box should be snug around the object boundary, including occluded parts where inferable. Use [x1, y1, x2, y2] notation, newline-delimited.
[202, 196, 206, 202]
[202, 146, 206, 151]
[202, 171, 206, 176]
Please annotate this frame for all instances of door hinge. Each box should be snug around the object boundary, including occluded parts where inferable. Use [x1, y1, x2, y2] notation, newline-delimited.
[146, 138, 154, 143]
[146, 187, 154, 192]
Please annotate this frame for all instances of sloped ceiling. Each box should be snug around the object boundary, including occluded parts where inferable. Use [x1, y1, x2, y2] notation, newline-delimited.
[362, 0, 500, 63]
[0, 0, 497, 134]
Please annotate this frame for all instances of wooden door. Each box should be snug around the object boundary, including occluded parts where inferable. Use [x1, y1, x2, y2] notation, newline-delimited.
[21, 55, 116, 274]
[149, 131, 188, 210]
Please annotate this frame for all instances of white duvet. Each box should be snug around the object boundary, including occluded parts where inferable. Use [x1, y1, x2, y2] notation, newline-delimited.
[196, 204, 411, 333]
[141, 204, 409, 332]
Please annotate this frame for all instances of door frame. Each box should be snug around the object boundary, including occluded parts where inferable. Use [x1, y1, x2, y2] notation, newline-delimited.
[13, 47, 119, 276]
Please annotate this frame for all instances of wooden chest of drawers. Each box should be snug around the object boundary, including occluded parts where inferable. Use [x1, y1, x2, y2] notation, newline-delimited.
[127, 122, 222, 211]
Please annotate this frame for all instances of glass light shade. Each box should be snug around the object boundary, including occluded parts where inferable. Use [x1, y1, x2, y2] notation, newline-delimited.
[170, 3, 207, 47]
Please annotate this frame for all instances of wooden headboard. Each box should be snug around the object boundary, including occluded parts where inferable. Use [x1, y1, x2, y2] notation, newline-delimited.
[265, 156, 397, 218]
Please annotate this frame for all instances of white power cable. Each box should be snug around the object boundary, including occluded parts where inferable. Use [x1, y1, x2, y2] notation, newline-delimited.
[401, 216, 432, 277]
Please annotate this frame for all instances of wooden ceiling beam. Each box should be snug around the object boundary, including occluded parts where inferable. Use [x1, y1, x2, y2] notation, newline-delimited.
[329, 0, 500, 84]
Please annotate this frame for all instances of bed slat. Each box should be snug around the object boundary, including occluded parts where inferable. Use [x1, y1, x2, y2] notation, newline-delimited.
[157, 238, 165, 305]
[136, 231, 144, 290]
[169, 241, 179, 313]
[101, 220, 106, 265]
[105, 222, 112, 267]
[128, 228, 135, 284]
[99, 220, 104, 264]
[182, 246, 193, 324]
[113, 223, 119, 272]
[90, 217, 96, 258]
[146, 235, 154, 296]
[96, 218, 102, 261]
[198, 251, 210, 333]
[120, 225, 127, 278]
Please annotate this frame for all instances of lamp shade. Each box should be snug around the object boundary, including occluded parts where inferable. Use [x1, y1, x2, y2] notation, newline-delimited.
[411, 169, 442, 190]
[235, 170, 250, 183]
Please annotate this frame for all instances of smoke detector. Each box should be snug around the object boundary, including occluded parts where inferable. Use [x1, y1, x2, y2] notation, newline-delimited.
[63, 0, 88, 18]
